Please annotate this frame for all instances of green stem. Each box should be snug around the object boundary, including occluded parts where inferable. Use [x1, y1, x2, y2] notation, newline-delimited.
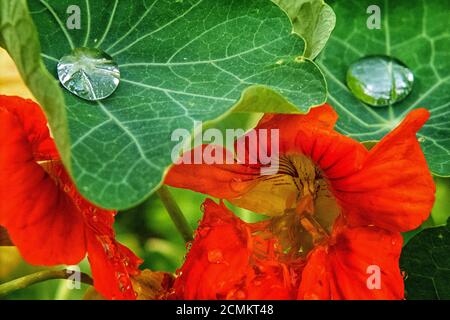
[0, 226, 13, 246]
[157, 185, 194, 243]
[0, 269, 93, 297]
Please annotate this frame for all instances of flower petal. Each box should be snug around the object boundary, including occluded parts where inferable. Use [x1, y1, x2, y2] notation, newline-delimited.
[173, 199, 298, 299]
[330, 109, 435, 232]
[165, 145, 260, 199]
[298, 224, 404, 300]
[165, 105, 339, 214]
[0, 100, 85, 265]
[86, 230, 142, 300]
[173, 199, 252, 299]
[0, 95, 58, 159]
[296, 246, 330, 299]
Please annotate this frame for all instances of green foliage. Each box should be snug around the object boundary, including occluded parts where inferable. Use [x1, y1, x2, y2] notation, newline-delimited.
[401, 218, 450, 299]
[274, 0, 336, 59]
[0, 0, 329, 209]
[317, 0, 450, 176]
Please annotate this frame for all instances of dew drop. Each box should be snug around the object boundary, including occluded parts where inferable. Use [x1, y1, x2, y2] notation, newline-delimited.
[346, 55, 414, 107]
[116, 272, 130, 292]
[57, 47, 120, 101]
[207, 249, 224, 264]
[234, 290, 246, 299]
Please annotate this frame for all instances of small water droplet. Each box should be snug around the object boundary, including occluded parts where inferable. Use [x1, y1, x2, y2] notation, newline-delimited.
[234, 290, 246, 299]
[207, 249, 224, 264]
[57, 47, 120, 101]
[346, 55, 414, 107]
[116, 272, 130, 292]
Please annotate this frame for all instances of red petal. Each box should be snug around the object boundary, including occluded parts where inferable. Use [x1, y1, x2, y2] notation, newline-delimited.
[86, 230, 142, 300]
[165, 105, 338, 199]
[68, 185, 143, 300]
[0, 95, 59, 160]
[331, 109, 435, 232]
[296, 246, 330, 299]
[173, 199, 252, 299]
[166, 104, 435, 232]
[257, 104, 338, 130]
[299, 224, 404, 300]
[0, 100, 85, 265]
[165, 144, 260, 199]
[0, 95, 143, 299]
[173, 199, 298, 299]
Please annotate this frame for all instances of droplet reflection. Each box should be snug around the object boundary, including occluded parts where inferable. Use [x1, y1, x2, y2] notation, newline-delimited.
[57, 47, 120, 101]
[346, 55, 414, 107]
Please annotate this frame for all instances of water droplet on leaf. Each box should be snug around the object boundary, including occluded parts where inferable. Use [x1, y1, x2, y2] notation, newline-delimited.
[57, 47, 120, 101]
[346, 55, 414, 107]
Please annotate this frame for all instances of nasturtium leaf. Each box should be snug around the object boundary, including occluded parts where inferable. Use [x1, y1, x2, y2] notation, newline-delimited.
[274, 0, 336, 59]
[317, 0, 450, 176]
[4, 0, 327, 209]
[400, 219, 450, 299]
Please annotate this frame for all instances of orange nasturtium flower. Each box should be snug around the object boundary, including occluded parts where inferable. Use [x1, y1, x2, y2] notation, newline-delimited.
[0, 95, 142, 299]
[165, 104, 436, 299]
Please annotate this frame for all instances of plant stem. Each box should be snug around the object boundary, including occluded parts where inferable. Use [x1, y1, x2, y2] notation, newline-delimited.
[157, 185, 194, 243]
[0, 269, 93, 297]
[0, 226, 13, 246]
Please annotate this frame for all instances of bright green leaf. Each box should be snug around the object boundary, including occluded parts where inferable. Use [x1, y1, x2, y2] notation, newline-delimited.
[317, 0, 450, 176]
[400, 218, 450, 299]
[430, 178, 450, 226]
[274, 0, 336, 59]
[4, 0, 327, 209]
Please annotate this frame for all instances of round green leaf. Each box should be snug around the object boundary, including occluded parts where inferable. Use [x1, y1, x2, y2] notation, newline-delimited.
[317, 0, 450, 176]
[3, 0, 327, 209]
[401, 219, 450, 299]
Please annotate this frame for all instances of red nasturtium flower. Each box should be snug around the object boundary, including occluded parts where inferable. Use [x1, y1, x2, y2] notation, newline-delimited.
[172, 199, 304, 299]
[0, 95, 142, 299]
[165, 104, 436, 299]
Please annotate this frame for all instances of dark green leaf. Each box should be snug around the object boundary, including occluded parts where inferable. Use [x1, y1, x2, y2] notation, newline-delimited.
[9, 0, 327, 209]
[400, 218, 450, 299]
[318, 0, 450, 176]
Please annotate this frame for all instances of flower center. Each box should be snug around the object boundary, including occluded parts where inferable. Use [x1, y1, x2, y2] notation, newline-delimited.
[267, 154, 340, 257]
[228, 153, 341, 257]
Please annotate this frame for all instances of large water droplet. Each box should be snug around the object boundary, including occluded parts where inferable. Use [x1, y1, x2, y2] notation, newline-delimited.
[57, 47, 120, 101]
[346, 55, 414, 107]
